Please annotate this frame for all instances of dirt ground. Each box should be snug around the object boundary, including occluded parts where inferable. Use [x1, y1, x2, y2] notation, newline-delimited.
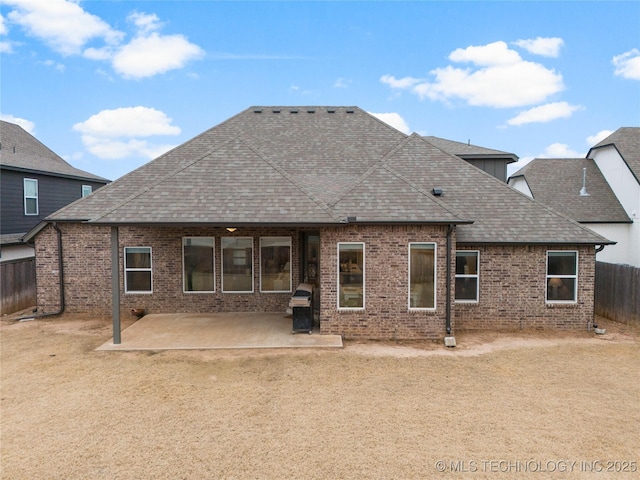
[1, 312, 639, 480]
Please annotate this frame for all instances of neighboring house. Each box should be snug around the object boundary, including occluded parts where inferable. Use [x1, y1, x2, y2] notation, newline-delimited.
[508, 128, 639, 268]
[27, 107, 611, 340]
[0, 120, 110, 261]
[423, 136, 518, 182]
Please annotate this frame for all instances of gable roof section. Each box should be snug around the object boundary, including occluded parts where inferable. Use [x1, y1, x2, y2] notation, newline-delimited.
[423, 136, 518, 162]
[589, 127, 640, 184]
[385, 137, 611, 244]
[0, 120, 108, 182]
[509, 158, 630, 223]
[47, 106, 610, 245]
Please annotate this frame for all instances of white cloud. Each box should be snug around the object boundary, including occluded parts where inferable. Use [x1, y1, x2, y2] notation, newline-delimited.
[5, 0, 123, 55]
[449, 41, 522, 66]
[0, 113, 35, 133]
[73, 107, 180, 160]
[507, 102, 582, 126]
[369, 112, 410, 134]
[586, 130, 613, 146]
[79, 136, 176, 160]
[612, 49, 640, 80]
[382, 41, 564, 108]
[334, 77, 351, 88]
[4, 2, 203, 79]
[513, 37, 564, 57]
[539, 143, 582, 158]
[380, 74, 424, 89]
[0, 13, 7, 35]
[73, 106, 181, 138]
[43, 59, 65, 72]
[112, 32, 204, 79]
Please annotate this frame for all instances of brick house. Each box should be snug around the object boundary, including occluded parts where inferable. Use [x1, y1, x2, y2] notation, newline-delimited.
[27, 107, 612, 340]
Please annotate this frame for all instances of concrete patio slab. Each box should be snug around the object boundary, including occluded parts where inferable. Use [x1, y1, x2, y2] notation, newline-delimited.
[97, 312, 343, 351]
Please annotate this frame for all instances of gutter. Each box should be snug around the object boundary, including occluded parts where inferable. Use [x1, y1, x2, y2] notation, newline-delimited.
[18, 223, 65, 320]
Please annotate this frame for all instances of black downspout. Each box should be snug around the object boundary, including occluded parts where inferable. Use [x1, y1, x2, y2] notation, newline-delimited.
[446, 224, 453, 335]
[17, 223, 65, 320]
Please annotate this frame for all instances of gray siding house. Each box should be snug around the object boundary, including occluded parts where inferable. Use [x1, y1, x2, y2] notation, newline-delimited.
[29, 107, 611, 340]
[1, 120, 109, 252]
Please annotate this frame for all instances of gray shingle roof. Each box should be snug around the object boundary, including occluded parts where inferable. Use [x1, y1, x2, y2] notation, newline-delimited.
[423, 136, 518, 162]
[47, 106, 610, 245]
[509, 158, 630, 223]
[589, 127, 640, 184]
[0, 120, 109, 182]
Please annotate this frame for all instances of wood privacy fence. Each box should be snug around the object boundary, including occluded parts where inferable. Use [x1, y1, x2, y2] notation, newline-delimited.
[595, 261, 640, 325]
[1, 257, 36, 315]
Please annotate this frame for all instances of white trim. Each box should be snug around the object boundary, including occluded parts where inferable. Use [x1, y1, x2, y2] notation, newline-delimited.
[81, 185, 93, 197]
[182, 237, 215, 293]
[221, 237, 254, 293]
[23, 178, 38, 215]
[337, 242, 365, 310]
[408, 242, 437, 311]
[455, 250, 480, 303]
[546, 250, 578, 304]
[259, 236, 292, 293]
[124, 246, 153, 294]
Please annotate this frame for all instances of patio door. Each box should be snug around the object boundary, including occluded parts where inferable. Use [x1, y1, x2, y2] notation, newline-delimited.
[302, 233, 320, 322]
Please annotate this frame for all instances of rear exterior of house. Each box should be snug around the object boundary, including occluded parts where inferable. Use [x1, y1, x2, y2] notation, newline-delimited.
[30, 107, 610, 339]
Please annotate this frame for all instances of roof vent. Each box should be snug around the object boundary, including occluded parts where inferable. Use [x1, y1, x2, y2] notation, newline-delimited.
[307, 109, 315, 114]
[432, 188, 443, 196]
[327, 109, 336, 113]
[579, 167, 590, 197]
[290, 109, 298, 114]
[253, 109, 262, 113]
[346, 109, 354, 114]
[272, 109, 281, 114]
[346, 216, 357, 223]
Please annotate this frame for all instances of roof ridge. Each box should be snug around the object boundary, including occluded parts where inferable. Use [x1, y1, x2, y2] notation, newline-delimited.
[239, 138, 345, 223]
[327, 132, 415, 207]
[91, 139, 239, 222]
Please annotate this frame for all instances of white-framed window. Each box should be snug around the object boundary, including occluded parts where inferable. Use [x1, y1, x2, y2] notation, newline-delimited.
[124, 247, 152, 293]
[546, 251, 578, 303]
[455, 251, 479, 303]
[82, 185, 93, 197]
[24, 178, 38, 215]
[221, 237, 253, 293]
[260, 237, 291, 293]
[408, 243, 436, 310]
[183, 237, 215, 293]
[338, 242, 365, 309]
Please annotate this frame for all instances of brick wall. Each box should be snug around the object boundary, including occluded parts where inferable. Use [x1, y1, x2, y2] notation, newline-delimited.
[35, 224, 304, 317]
[319, 224, 454, 339]
[34, 223, 596, 337]
[454, 245, 595, 330]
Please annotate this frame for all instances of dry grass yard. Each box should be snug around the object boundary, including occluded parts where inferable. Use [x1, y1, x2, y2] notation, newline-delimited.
[1, 313, 639, 479]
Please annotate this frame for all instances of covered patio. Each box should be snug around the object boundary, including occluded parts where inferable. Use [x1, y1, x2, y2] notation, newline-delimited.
[97, 312, 343, 351]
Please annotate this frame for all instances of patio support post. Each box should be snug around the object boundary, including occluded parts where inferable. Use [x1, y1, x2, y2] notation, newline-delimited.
[111, 226, 121, 344]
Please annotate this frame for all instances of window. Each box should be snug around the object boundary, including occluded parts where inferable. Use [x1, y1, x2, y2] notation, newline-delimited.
[82, 185, 92, 197]
[260, 237, 291, 292]
[338, 243, 364, 309]
[183, 237, 215, 293]
[24, 178, 38, 215]
[455, 251, 479, 302]
[124, 247, 152, 293]
[409, 243, 436, 309]
[546, 251, 578, 302]
[222, 237, 253, 292]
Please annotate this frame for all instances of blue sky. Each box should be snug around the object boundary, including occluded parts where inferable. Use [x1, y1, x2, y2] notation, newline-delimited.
[1, 0, 639, 181]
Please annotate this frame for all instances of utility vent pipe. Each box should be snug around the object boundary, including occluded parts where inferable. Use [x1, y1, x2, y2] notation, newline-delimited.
[579, 167, 590, 196]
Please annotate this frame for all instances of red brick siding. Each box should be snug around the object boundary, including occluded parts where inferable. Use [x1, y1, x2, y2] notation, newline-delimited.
[33, 223, 596, 338]
[454, 245, 595, 330]
[319, 224, 454, 339]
